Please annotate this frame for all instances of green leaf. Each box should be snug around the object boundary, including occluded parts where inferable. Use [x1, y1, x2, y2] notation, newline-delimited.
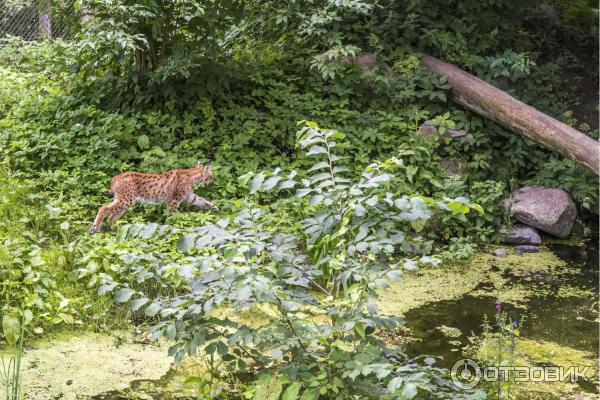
[23, 309, 33, 325]
[332, 339, 353, 352]
[2, 315, 20, 347]
[402, 382, 418, 399]
[165, 324, 176, 339]
[299, 388, 318, 400]
[410, 218, 427, 232]
[271, 348, 283, 359]
[137, 134, 150, 149]
[447, 201, 470, 214]
[177, 235, 195, 252]
[130, 297, 149, 311]
[282, 382, 302, 400]
[263, 176, 282, 191]
[217, 341, 228, 355]
[471, 203, 485, 214]
[254, 374, 283, 400]
[251, 172, 265, 194]
[354, 322, 366, 338]
[114, 288, 135, 302]
[388, 376, 402, 392]
[145, 303, 161, 317]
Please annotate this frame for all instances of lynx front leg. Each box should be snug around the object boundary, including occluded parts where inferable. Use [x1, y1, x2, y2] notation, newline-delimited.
[167, 197, 184, 212]
[185, 193, 218, 211]
[91, 200, 120, 233]
[91, 204, 111, 233]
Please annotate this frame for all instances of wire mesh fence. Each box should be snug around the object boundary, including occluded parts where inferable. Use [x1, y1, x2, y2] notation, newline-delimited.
[0, 0, 81, 41]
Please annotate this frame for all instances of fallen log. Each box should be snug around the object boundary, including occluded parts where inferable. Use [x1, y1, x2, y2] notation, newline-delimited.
[421, 54, 600, 175]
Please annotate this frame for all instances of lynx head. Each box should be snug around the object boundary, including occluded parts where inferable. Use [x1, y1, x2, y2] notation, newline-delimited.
[193, 160, 213, 184]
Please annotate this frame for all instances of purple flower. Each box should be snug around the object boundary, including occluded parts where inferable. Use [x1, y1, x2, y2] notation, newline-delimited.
[495, 301, 501, 314]
[512, 320, 518, 328]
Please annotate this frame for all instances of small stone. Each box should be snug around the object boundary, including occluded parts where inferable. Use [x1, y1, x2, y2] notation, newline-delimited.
[419, 120, 438, 139]
[445, 127, 474, 141]
[503, 224, 542, 245]
[515, 245, 540, 253]
[355, 52, 377, 71]
[493, 248, 506, 257]
[419, 120, 474, 141]
[66, 379, 73, 385]
[441, 157, 461, 175]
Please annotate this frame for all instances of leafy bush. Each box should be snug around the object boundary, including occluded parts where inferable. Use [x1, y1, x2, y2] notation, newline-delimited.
[0, 168, 128, 345]
[79, 123, 486, 398]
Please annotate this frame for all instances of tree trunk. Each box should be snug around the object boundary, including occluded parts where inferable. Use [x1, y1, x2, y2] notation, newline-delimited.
[38, 0, 51, 39]
[421, 54, 600, 175]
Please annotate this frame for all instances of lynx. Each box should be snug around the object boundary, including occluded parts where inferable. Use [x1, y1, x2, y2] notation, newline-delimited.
[90, 162, 216, 233]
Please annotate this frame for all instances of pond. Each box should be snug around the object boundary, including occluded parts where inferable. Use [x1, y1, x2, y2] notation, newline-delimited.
[403, 243, 599, 365]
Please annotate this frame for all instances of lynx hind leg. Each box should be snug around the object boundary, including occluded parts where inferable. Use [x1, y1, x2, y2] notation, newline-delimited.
[90, 198, 132, 233]
[107, 206, 127, 227]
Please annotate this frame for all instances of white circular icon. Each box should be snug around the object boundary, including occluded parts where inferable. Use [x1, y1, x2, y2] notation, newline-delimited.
[451, 358, 482, 389]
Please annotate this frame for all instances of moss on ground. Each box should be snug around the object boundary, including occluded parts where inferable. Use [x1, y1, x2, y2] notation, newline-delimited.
[0, 332, 172, 400]
[380, 247, 589, 314]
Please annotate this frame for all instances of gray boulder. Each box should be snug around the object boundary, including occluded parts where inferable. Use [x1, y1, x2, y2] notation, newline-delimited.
[515, 245, 540, 253]
[503, 224, 542, 245]
[503, 186, 576, 238]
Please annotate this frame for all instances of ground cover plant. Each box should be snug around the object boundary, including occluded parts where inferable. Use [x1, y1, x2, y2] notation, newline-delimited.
[0, 0, 598, 398]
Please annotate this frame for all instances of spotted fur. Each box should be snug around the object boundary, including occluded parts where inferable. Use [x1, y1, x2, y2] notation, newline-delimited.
[90, 162, 216, 233]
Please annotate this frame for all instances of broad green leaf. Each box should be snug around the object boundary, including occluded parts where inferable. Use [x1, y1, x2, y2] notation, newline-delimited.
[251, 173, 265, 193]
[137, 134, 150, 149]
[282, 382, 302, 400]
[98, 283, 117, 295]
[23, 309, 33, 325]
[299, 388, 319, 400]
[402, 382, 418, 399]
[263, 176, 282, 191]
[130, 297, 149, 311]
[165, 324, 176, 339]
[254, 373, 283, 400]
[447, 201, 470, 214]
[308, 161, 329, 172]
[177, 235, 195, 252]
[332, 339, 353, 351]
[145, 303, 161, 317]
[279, 180, 296, 189]
[114, 288, 135, 302]
[2, 315, 20, 347]
[296, 188, 312, 197]
[306, 145, 327, 156]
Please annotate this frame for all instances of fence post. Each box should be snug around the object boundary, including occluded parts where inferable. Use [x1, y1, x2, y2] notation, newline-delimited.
[38, 0, 51, 39]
